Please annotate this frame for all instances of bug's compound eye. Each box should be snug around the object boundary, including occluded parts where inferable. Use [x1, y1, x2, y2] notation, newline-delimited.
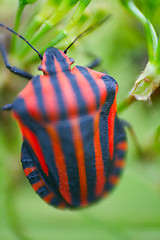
[69, 58, 75, 64]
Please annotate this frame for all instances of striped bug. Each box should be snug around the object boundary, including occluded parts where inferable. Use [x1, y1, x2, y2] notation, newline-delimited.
[0, 23, 127, 209]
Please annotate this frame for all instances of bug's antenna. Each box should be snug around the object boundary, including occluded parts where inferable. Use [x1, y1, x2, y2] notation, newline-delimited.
[0, 23, 43, 60]
[64, 15, 111, 54]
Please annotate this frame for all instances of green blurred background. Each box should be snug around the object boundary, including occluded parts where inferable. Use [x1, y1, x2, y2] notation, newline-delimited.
[0, 0, 160, 240]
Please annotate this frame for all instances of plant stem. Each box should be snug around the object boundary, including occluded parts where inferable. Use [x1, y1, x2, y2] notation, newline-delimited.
[118, 95, 136, 113]
[11, 2, 25, 53]
[124, 121, 144, 157]
[121, 0, 158, 63]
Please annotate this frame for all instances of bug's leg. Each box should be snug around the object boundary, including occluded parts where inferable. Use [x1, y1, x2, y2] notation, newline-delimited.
[86, 58, 101, 69]
[121, 120, 143, 156]
[1, 104, 13, 111]
[0, 44, 33, 80]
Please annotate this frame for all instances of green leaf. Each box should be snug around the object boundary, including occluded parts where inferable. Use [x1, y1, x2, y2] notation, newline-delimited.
[139, 0, 160, 15]
[154, 126, 160, 154]
[120, 0, 130, 7]
[19, 0, 38, 5]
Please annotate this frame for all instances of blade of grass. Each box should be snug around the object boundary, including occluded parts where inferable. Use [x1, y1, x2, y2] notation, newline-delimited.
[19, 0, 80, 57]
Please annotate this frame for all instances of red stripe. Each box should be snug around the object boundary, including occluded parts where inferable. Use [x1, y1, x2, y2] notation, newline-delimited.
[58, 202, 67, 209]
[108, 85, 118, 160]
[39, 75, 59, 122]
[86, 68, 107, 106]
[18, 81, 43, 122]
[54, 61, 79, 117]
[13, 113, 49, 175]
[117, 141, 127, 151]
[102, 191, 109, 197]
[54, 59, 88, 206]
[109, 175, 119, 185]
[32, 180, 45, 192]
[46, 124, 72, 204]
[115, 159, 125, 168]
[59, 50, 71, 69]
[93, 111, 106, 197]
[24, 166, 36, 176]
[71, 119, 88, 206]
[43, 192, 55, 203]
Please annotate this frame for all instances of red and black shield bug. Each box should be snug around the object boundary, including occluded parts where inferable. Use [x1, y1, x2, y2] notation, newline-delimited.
[0, 23, 127, 209]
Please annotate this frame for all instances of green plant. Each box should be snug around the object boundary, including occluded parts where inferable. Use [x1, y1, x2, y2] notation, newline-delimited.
[0, 1, 160, 240]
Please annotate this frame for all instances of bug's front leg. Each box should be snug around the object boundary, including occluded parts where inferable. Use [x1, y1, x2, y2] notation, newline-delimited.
[0, 43, 33, 80]
[1, 104, 13, 111]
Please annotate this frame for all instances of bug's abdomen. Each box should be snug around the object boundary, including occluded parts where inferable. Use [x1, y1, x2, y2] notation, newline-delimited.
[40, 113, 105, 207]
[33, 114, 126, 208]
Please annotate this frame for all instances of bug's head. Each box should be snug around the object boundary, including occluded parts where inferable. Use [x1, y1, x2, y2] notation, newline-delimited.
[38, 47, 74, 74]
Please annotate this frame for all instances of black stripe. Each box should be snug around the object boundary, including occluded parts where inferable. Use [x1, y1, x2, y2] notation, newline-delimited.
[105, 165, 123, 192]
[99, 113, 110, 179]
[53, 48, 70, 71]
[50, 197, 66, 207]
[49, 75, 68, 120]
[64, 70, 88, 115]
[45, 48, 70, 74]
[79, 115, 97, 203]
[21, 143, 34, 169]
[104, 119, 127, 193]
[116, 149, 126, 159]
[32, 76, 48, 122]
[37, 186, 49, 198]
[55, 120, 81, 206]
[27, 170, 40, 185]
[99, 75, 117, 178]
[104, 182, 115, 192]
[100, 74, 117, 114]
